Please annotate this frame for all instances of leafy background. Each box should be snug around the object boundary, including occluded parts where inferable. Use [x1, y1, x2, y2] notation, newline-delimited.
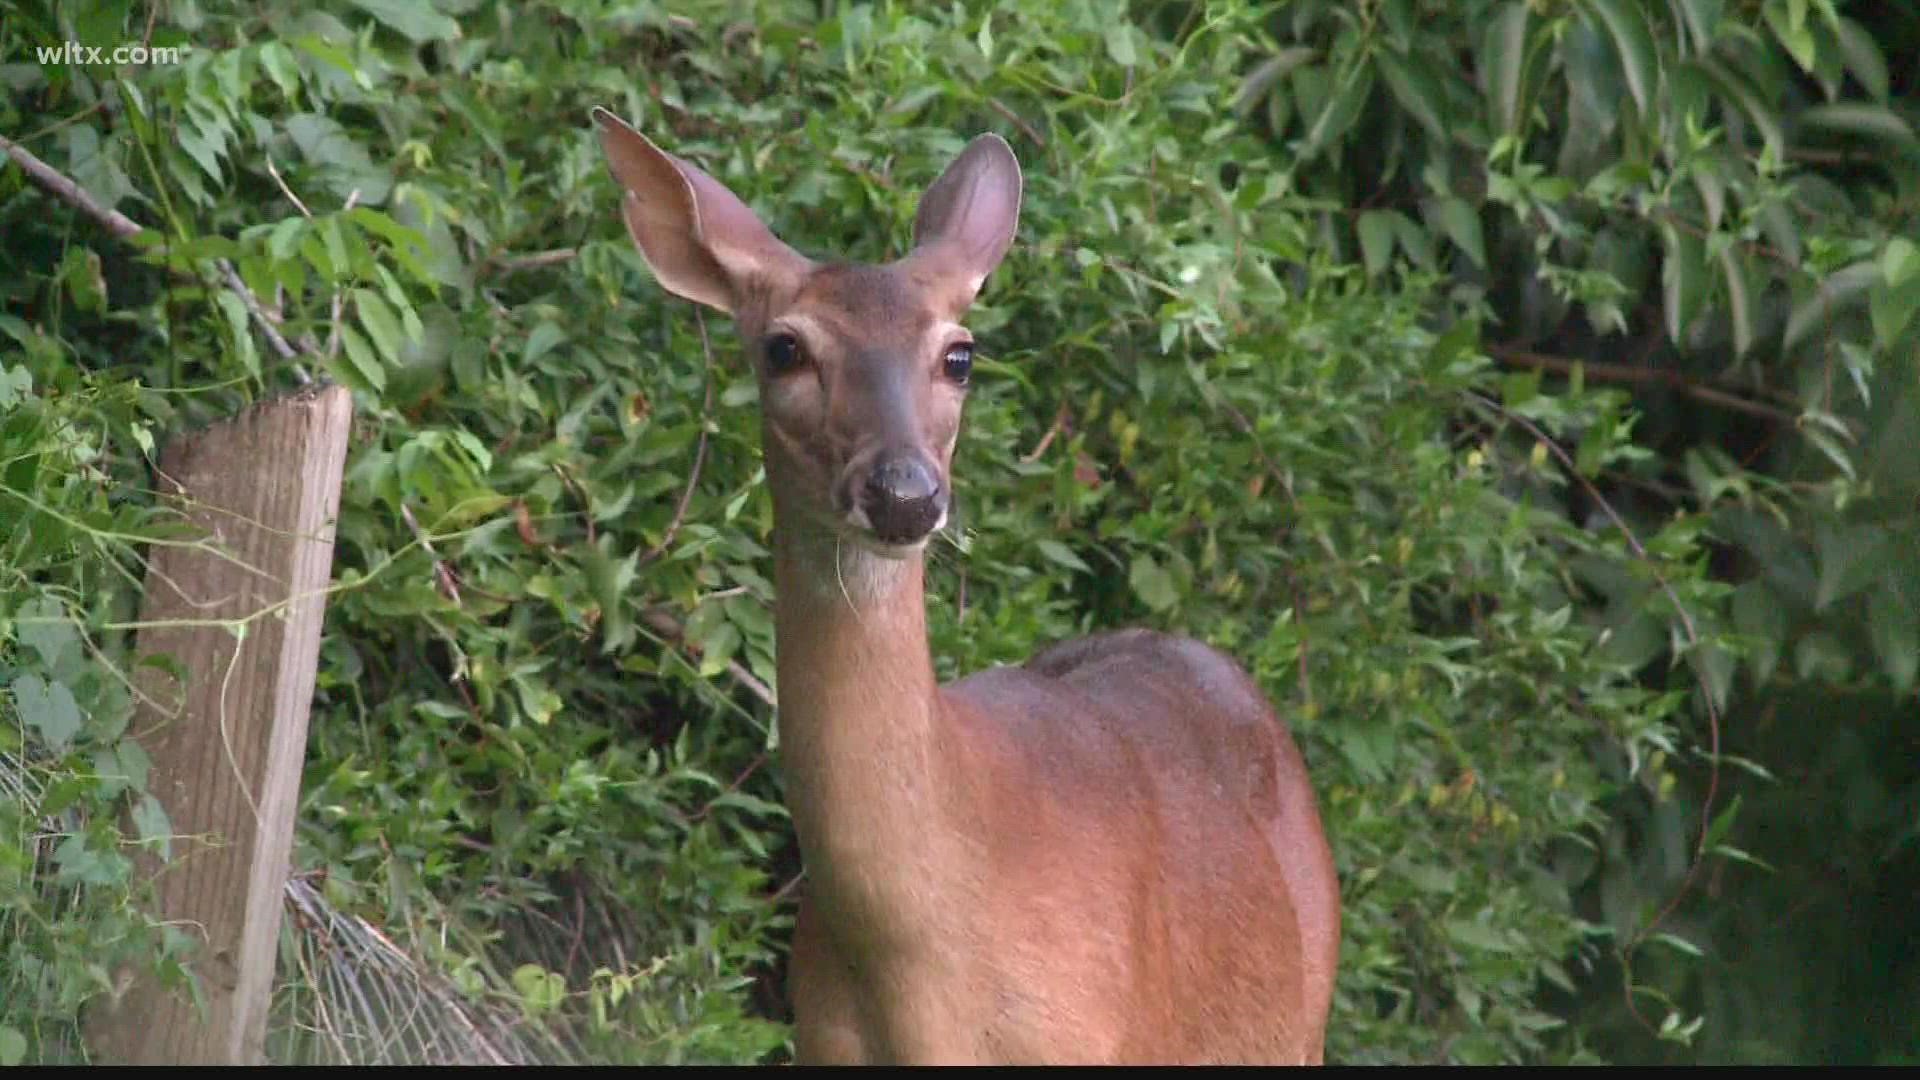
[1, 0, 1914, 1065]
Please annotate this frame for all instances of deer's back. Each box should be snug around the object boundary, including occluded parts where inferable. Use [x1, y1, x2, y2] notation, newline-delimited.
[939, 629, 1340, 1063]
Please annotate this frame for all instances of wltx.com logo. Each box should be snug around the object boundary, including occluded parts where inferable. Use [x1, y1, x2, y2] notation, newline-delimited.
[36, 40, 190, 66]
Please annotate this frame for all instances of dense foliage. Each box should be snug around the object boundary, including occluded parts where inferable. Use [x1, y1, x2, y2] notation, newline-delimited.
[1, 0, 1913, 1065]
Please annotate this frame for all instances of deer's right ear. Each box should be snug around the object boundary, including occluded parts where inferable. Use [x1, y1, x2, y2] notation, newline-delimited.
[907, 133, 1023, 306]
[593, 108, 806, 314]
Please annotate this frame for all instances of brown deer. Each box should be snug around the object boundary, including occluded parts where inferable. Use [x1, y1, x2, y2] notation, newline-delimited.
[594, 108, 1340, 1065]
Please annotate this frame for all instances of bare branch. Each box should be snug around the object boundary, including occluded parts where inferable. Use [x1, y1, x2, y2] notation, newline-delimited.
[0, 131, 143, 239]
[641, 607, 775, 708]
[485, 248, 577, 276]
[2, 129, 320, 377]
[1487, 343, 1805, 428]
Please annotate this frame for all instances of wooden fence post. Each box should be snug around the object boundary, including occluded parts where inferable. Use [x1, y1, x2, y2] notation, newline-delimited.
[86, 385, 353, 1064]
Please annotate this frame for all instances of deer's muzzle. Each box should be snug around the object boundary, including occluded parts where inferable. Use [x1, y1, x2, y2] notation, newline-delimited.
[859, 454, 945, 544]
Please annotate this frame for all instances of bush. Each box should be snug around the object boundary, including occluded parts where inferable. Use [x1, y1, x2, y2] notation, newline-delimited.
[11, 0, 1909, 1064]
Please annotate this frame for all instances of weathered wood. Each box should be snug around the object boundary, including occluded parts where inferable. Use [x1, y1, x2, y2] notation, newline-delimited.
[87, 385, 353, 1064]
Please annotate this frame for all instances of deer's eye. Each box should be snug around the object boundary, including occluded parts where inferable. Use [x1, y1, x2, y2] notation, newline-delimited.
[942, 343, 974, 386]
[764, 333, 805, 376]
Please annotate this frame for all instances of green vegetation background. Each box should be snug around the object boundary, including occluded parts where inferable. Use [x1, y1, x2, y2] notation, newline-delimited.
[2, 0, 1915, 1065]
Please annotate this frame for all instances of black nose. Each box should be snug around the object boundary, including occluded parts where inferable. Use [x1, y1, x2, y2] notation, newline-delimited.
[862, 456, 944, 543]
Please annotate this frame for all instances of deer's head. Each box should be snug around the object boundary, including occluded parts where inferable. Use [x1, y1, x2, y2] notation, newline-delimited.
[595, 110, 1021, 557]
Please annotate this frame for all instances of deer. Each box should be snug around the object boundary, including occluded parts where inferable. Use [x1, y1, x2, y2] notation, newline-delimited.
[593, 108, 1340, 1065]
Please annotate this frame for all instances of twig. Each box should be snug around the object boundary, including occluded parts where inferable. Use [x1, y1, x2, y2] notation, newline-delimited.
[1020, 402, 1070, 463]
[1468, 390, 1722, 1038]
[641, 607, 775, 708]
[1, 129, 322, 376]
[264, 156, 312, 218]
[1, 130, 143, 239]
[551, 467, 596, 546]
[635, 310, 716, 568]
[400, 503, 463, 605]
[217, 258, 310, 382]
[484, 248, 577, 276]
[687, 752, 769, 823]
[1487, 343, 1804, 428]
[986, 97, 1047, 148]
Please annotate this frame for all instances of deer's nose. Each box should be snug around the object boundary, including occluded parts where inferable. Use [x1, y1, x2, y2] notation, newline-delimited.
[861, 456, 944, 543]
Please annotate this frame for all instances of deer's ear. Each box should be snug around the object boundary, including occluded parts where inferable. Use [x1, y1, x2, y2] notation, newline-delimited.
[593, 108, 807, 313]
[907, 133, 1023, 305]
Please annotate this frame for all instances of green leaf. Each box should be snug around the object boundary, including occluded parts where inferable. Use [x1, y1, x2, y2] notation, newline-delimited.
[1234, 47, 1317, 116]
[1732, 580, 1786, 685]
[13, 674, 83, 754]
[336, 323, 387, 392]
[0, 362, 31, 409]
[1581, 0, 1658, 118]
[1480, 2, 1533, 135]
[1720, 247, 1756, 358]
[510, 963, 566, 1013]
[1436, 198, 1485, 267]
[1694, 58, 1784, 157]
[1302, 60, 1374, 160]
[1703, 793, 1744, 851]
[19, 596, 80, 673]
[1447, 917, 1517, 954]
[696, 622, 742, 678]
[1103, 22, 1137, 67]
[346, 0, 460, 43]
[133, 793, 174, 861]
[1785, 260, 1877, 353]
[1357, 211, 1397, 277]
[1763, 0, 1818, 72]
[1801, 425, 1856, 481]
[1660, 223, 1707, 345]
[1795, 631, 1852, 681]
[1834, 16, 1889, 101]
[1652, 931, 1705, 959]
[355, 289, 405, 364]
[1884, 237, 1920, 287]
[1869, 274, 1920, 350]
[0, 1025, 24, 1066]
[1036, 539, 1091, 573]
[1868, 587, 1919, 695]
[1376, 49, 1446, 142]
[524, 322, 567, 365]
[1673, 0, 1724, 52]
[1129, 554, 1179, 612]
[1797, 104, 1917, 145]
[1814, 524, 1891, 612]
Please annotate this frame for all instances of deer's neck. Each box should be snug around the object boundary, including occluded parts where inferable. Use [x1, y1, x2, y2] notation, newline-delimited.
[771, 519, 968, 928]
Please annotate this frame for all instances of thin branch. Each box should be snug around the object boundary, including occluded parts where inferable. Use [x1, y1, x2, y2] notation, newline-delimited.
[264, 155, 313, 219]
[483, 248, 577, 277]
[1, 131, 143, 239]
[986, 97, 1047, 149]
[1020, 402, 1070, 463]
[1487, 343, 1805, 427]
[640, 607, 775, 708]
[1, 129, 320, 376]
[1469, 391, 1723, 1035]
[636, 310, 716, 568]
[400, 503, 462, 606]
[218, 258, 310, 381]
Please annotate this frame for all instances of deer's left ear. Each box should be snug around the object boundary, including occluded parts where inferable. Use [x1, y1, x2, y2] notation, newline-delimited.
[594, 107, 810, 314]
[903, 133, 1023, 306]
